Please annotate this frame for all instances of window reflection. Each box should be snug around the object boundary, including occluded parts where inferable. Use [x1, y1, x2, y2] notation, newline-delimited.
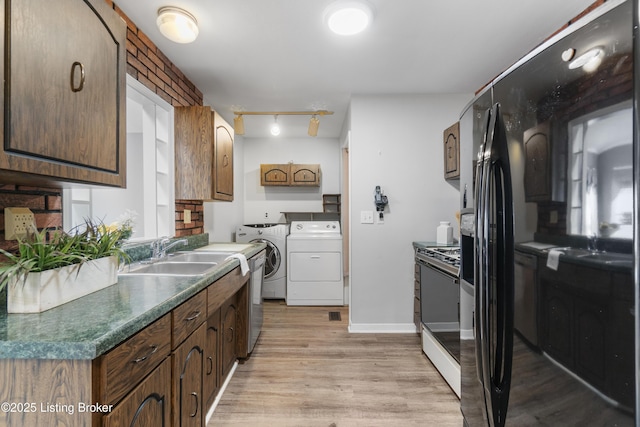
[567, 102, 633, 239]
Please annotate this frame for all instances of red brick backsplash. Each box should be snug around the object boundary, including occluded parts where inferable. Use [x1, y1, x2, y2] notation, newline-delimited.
[175, 200, 205, 237]
[0, 186, 63, 251]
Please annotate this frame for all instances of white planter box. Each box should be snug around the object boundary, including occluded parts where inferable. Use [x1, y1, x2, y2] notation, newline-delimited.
[6, 256, 118, 313]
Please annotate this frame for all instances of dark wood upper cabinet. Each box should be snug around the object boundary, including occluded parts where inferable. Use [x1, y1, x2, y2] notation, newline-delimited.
[0, 0, 126, 187]
[524, 122, 551, 201]
[443, 122, 460, 180]
[175, 106, 234, 201]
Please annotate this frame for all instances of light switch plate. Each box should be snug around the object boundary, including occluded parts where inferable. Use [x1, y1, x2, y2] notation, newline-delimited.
[5, 207, 36, 240]
[360, 210, 374, 224]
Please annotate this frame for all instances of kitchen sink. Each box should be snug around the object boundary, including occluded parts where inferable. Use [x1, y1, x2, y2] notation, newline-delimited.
[119, 261, 219, 277]
[167, 251, 232, 263]
[551, 247, 633, 266]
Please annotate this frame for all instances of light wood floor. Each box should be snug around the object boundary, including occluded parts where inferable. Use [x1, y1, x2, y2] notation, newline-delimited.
[208, 300, 463, 426]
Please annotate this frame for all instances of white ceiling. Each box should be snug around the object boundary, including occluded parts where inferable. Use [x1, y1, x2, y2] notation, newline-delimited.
[116, 0, 596, 139]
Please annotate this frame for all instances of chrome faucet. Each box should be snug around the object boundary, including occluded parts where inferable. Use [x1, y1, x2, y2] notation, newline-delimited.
[587, 234, 598, 253]
[151, 237, 188, 260]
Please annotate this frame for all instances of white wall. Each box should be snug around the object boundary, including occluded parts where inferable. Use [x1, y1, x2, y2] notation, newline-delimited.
[348, 93, 472, 332]
[242, 137, 341, 224]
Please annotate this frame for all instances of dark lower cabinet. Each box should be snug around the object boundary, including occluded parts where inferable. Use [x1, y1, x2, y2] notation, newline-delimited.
[541, 281, 573, 368]
[172, 323, 206, 427]
[221, 296, 238, 382]
[204, 309, 221, 409]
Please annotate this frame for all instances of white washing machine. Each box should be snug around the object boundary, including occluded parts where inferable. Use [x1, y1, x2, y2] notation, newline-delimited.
[286, 221, 344, 306]
[236, 223, 289, 299]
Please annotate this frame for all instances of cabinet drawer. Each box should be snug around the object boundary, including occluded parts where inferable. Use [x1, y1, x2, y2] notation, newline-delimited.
[208, 267, 245, 313]
[173, 290, 207, 348]
[99, 314, 171, 406]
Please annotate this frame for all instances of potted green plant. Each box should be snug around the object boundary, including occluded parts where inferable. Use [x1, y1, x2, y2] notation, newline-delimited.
[0, 220, 130, 313]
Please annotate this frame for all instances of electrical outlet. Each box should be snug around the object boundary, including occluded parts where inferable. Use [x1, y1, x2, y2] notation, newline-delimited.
[184, 209, 192, 224]
[4, 207, 36, 240]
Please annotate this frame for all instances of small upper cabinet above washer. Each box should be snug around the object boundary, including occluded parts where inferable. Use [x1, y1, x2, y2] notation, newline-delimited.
[260, 163, 320, 187]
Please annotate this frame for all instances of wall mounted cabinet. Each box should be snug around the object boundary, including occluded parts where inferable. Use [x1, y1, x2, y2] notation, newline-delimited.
[443, 122, 460, 180]
[260, 163, 321, 186]
[175, 106, 234, 201]
[0, 0, 127, 187]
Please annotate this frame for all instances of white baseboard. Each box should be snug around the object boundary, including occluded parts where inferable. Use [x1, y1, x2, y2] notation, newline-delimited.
[348, 322, 417, 333]
[205, 360, 238, 424]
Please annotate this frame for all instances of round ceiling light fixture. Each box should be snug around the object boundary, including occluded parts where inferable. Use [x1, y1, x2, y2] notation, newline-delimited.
[156, 7, 199, 44]
[324, 0, 374, 36]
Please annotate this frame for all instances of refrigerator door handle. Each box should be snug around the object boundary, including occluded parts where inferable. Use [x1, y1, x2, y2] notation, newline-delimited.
[481, 103, 515, 427]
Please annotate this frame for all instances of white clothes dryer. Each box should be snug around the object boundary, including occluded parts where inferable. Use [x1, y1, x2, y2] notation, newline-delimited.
[236, 223, 289, 299]
[286, 221, 344, 306]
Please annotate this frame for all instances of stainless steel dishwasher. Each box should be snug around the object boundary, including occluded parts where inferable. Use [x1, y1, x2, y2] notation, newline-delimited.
[248, 250, 266, 353]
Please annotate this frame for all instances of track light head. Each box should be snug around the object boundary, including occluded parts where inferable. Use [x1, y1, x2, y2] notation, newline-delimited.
[270, 115, 281, 136]
[308, 115, 320, 137]
[233, 115, 245, 135]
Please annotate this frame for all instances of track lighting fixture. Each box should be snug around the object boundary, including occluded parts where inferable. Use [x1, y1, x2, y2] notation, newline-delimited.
[270, 115, 281, 136]
[233, 115, 245, 135]
[308, 115, 320, 137]
[232, 110, 334, 137]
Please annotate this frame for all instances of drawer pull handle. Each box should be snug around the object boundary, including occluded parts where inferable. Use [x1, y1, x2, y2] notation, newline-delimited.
[132, 345, 158, 364]
[190, 392, 199, 418]
[70, 61, 85, 92]
[185, 310, 202, 322]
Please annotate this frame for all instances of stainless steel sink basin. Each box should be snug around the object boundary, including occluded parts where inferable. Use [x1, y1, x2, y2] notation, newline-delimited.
[167, 251, 232, 263]
[552, 247, 633, 266]
[120, 262, 219, 277]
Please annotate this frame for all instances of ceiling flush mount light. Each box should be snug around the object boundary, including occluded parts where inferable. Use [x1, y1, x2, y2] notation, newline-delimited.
[270, 115, 281, 136]
[156, 7, 199, 44]
[324, 0, 374, 36]
[232, 110, 334, 137]
[569, 47, 604, 72]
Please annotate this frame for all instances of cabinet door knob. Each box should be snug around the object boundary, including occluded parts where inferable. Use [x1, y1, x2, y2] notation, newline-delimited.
[70, 61, 85, 92]
[226, 327, 234, 343]
[207, 356, 214, 375]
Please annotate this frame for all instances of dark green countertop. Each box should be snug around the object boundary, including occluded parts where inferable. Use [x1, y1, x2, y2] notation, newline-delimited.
[0, 242, 265, 360]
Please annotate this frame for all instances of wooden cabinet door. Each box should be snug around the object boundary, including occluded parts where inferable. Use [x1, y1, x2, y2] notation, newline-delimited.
[291, 164, 320, 186]
[175, 106, 213, 200]
[261, 164, 290, 185]
[2, 0, 126, 186]
[221, 297, 238, 380]
[213, 111, 234, 201]
[172, 323, 205, 427]
[523, 122, 551, 201]
[443, 122, 460, 179]
[204, 310, 221, 409]
[103, 359, 172, 427]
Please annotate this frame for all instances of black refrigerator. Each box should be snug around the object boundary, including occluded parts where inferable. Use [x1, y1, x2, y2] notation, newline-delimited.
[459, 0, 637, 425]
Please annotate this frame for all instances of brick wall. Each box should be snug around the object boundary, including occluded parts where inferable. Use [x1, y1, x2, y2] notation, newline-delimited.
[175, 200, 205, 237]
[0, 186, 63, 251]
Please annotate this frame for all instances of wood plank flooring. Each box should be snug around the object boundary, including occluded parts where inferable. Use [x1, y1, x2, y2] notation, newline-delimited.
[208, 301, 463, 426]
